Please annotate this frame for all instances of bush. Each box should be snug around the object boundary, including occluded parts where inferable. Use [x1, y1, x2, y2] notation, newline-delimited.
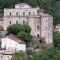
[17, 31, 33, 43]
[11, 52, 27, 60]
[53, 31, 60, 48]
[7, 24, 25, 35]
[23, 24, 31, 34]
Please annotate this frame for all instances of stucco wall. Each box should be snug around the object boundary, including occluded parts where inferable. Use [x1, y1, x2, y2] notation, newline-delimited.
[1, 38, 26, 52]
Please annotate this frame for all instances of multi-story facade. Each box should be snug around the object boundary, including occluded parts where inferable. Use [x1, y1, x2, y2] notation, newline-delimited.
[3, 3, 53, 45]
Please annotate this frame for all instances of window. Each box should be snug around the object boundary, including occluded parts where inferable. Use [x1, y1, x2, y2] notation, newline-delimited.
[37, 34, 39, 37]
[22, 6, 24, 7]
[23, 12, 25, 15]
[0, 40, 1, 48]
[37, 26, 39, 29]
[1, 56, 2, 59]
[20, 6, 21, 8]
[39, 40, 43, 44]
[10, 12, 11, 16]
[16, 12, 18, 16]
[29, 12, 31, 15]
[37, 10, 39, 15]
[10, 21, 11, 25]
[23, 20, 25, 24]
[16, 21, 18, 24]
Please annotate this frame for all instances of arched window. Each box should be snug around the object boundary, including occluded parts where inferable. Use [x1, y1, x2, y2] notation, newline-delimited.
[23, 20, 25, 24]
[10, 12, 11, 16]
[23, 12, 25, 15]
[10, 21, 11, 25]
[37, 34, 39, 37]
[29, 12, 31, 15]
[16, 21, 18, 24]
[37, 26, 39, 29]
[16, 12, 18, 16]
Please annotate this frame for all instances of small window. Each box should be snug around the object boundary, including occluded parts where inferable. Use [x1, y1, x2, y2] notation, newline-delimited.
[23, 20, 25, 24]
[37, 10, 39, 15]
[23, 12, 25, 15]
[16, 12, 18, 16]
[1, 56, 2, 59]
[16, 21, 18, 24]
[37, 34, 39, 37]
[39, 40, 43, 44]
[29, 12, 31, 15]
[20, 6, 21, 8]
[37, 26, 39, 29]
[10, 12, 11, 16]
[10, 21, 11, 25]
[22, 6, 24, 7]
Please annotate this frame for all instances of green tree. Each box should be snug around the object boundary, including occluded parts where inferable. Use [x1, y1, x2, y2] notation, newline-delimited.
[23, 24, 31, 34]
[53, 1, 60, 25]
[53, 31, 60, 48]
[40, 48, 60, 60]
[7, 24, 25, 35]
[11, 52, 27, 60]
[17, 31, 33, 43]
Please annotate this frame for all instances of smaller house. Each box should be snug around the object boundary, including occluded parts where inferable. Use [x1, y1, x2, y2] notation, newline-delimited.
[1, 35, 26, 52]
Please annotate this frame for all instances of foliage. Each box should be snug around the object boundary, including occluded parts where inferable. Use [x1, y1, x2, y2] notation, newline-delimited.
[7, 24, 31, 35]
[53, 1, 60, 25]
[53, 31, 60, 48]
[17, 31, 33, 43]
[7, 24, 32, 43]
[23, 24, 31, 34]
[0, 0, 38, 9]
[32, 52, 40, 60]
[11, 52, 27, 60]
[40, 48, 60, 60]
[7, 24, 25, 35]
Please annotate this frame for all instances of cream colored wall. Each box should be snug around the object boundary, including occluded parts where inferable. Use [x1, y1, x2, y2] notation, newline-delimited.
[41, 15, 53, 44]
[1, 37, 26, 52]
[0, 21, 3, 27]
[15, 4, 31, 8]
[3, 4, 53, 45]
[4, 8, 38, 16]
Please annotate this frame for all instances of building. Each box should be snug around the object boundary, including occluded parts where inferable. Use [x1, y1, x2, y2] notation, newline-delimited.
[0, 10, 4, 31]
[3, 3, 53, 45]
[1, 35, 26, 52]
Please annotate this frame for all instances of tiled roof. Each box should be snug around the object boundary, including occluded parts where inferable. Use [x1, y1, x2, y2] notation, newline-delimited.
[6, 35, 26, 44]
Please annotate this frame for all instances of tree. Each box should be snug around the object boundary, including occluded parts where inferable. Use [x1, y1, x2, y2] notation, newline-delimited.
[53, 31, 60, 48]
[17, 31, 33, 43]
[7, 24, 25, 35]
[53, 1, 60, 25]
[40, 48, 60, 60]
[23, 24, 31, 34]
[11, 52, 27, 60]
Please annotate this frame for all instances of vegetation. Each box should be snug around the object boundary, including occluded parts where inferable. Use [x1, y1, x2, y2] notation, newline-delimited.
[40, 48, 60, 60]
[11, 52, 27, 60]
[7, 24, 25, 35]
[7, 24, 33, 43]
[3, 0, 60, 60]
[23, 24, 31, 34]
[17, 31, 33, 43]
[53, 31, 60, 48]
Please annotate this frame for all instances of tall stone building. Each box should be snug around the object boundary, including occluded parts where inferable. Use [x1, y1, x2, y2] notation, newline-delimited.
[3, 3, 53, 45]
